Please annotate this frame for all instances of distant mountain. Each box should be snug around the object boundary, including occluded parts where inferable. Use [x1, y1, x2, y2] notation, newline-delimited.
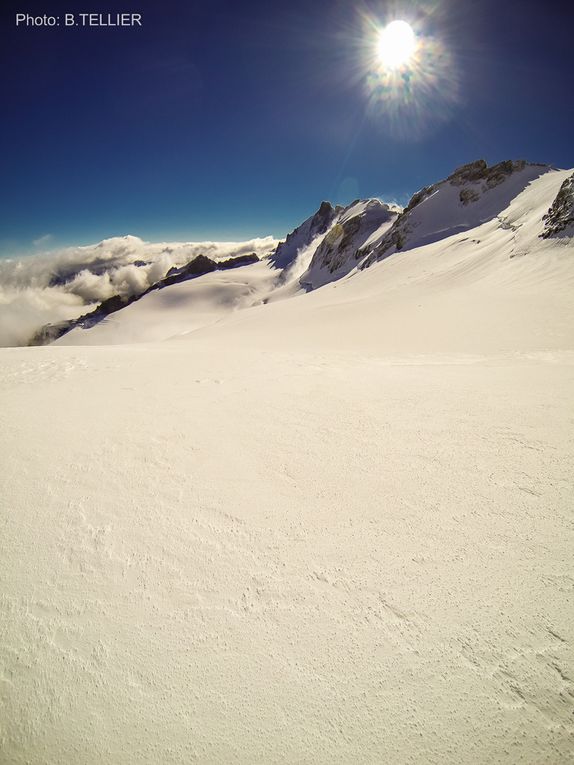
[359, 160, 550, 268]
[301, 199, 400, 289]
[270, 159, 553, 285]
[33, 159, 572, 347]
[30, 252, 260, 345]
[270, 201, 340, 270]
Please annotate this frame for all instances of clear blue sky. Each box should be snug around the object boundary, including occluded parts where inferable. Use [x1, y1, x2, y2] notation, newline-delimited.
[1, 0, 572, 254]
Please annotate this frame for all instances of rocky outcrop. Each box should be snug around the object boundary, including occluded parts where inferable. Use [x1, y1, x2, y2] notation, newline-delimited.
[459, 188, 480, 206]
[29, 294, 137, 346]
[360, 159, 548, 269]
[30, 252, 261, 346]
[30, 321, 81, 347]
[219, 253, 260, 269]
[288, 159, 545, 284]
[270, 202, 341, 269]
[301, 200, 399, 288]
[160, 254, 218, 286]
[447, 159, 526, 189]
[29, 160, 564, 347]
[541, 173, 574, 238]
[160, 253, 259, 287]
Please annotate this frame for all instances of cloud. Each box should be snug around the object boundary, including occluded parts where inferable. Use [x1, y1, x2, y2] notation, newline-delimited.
[0, 234, 278, 346]
[0, 288, 87, 347]
[32, 233, 53, 247]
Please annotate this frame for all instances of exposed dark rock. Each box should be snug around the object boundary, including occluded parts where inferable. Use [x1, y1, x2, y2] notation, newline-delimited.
[219, 253, 260, 270]
[271, 201, 340, 269]
[404, 185, 436, 212]
[448, 159, 526, 190]
[303, 200, 399, 285]
[159, 254, 218, 287]
[485, 160, 525, 189]
[338, 217, 363, 254]
[447, 160, 488, 185]
[156, 253, 259, 289]
[29, 321, 75, 346]
[94, 294, 132, 316]
[361, 159, 541, 269]
[460, 188, 480, 206]
[29, 294, 135, 346]
[31, 252, 261, 346]
[541, 173, 574, 238]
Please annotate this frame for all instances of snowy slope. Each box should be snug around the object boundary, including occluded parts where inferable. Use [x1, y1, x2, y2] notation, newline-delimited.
[1, 162, 573, 765]
[156, 167, 574, 356]
[53, 200, 399, 344]
[300, 199, 399, 289]
[54, 162, 572, 348]
[362, 159, 551, 266]
[54, 259, 278, 345]
[270, 201, 339, 269]
[0, 235, 279, 347]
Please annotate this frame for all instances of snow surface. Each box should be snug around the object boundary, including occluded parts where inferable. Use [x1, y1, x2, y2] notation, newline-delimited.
[0, 235, 278, 347]
[301, 199, 399, 289]
[368, 162, 550, 263]
[1, 167, 573, 764]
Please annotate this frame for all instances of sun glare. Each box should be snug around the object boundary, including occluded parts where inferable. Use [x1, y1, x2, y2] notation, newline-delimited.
[359, 10, 460, 141]
[377, 20, 417, 69]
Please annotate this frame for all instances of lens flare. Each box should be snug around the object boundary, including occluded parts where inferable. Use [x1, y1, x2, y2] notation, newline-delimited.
[360, 13, 461, 141]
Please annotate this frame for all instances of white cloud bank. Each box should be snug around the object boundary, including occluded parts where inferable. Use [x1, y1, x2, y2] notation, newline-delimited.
[0, 234, 279, 346]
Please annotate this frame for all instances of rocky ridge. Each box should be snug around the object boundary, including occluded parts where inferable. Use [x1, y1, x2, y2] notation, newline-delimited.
[359, 159, 549, 268]
[541, 172, 574, 238]
[31, 159, 570, 346]
[30, 252, 259, 345]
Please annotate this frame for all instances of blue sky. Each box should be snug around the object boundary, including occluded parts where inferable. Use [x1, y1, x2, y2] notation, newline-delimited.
[0, 0, 572, 254]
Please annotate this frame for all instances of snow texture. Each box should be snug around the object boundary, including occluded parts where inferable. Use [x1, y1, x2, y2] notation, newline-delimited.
[1, 162, 573, 764]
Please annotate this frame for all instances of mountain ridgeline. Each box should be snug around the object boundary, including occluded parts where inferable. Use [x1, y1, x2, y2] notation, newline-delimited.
[31, 159, 572, 346]
[30, 252, 260, 346]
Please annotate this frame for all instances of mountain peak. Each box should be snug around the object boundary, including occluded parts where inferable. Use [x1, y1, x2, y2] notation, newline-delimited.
[270, 201, 340, 269]
[359, 159, 552, 268]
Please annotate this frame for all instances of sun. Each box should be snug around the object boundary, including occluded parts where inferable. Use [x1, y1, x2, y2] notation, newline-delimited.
[377, 20, 417, 69]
